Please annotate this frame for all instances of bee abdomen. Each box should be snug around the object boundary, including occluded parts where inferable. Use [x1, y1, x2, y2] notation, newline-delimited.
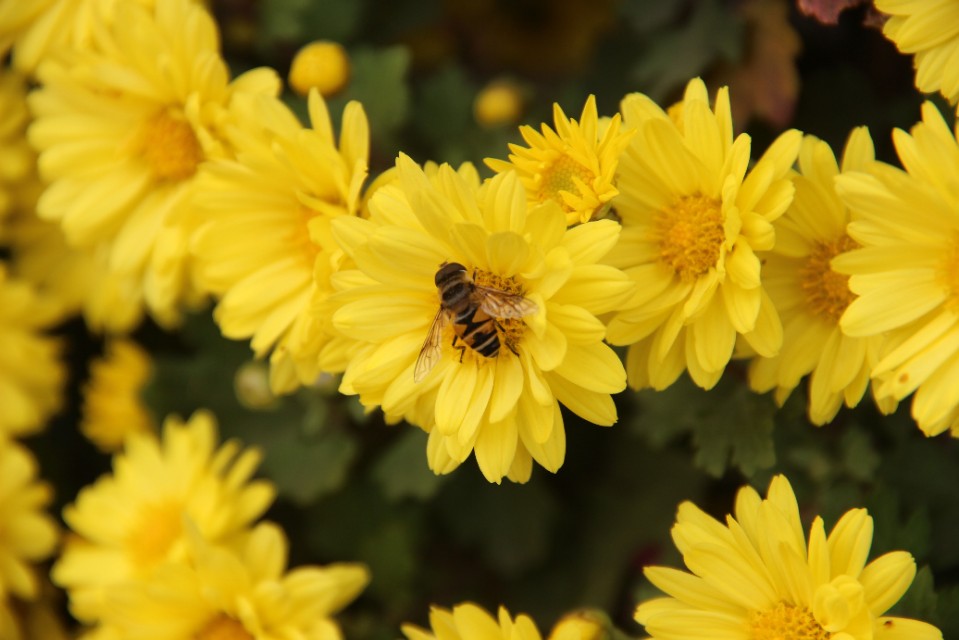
[455, 311, 500, 358]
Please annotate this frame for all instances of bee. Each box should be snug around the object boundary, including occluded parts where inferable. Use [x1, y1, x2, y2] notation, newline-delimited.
[414, 262, 538, 382]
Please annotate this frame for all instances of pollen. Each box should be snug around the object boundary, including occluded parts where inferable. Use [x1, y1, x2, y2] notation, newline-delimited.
[799, 234, 859, 323]
[138, 108, 203, 182]
[653, 194, 725, 281]
[126, 501, 183, 568]
[195, 615, 254, 640]
[535, 153, 595, 210]
[748, 602, 829, 640]
[937, 234, 959, 313]
[460, 268, 528, 358]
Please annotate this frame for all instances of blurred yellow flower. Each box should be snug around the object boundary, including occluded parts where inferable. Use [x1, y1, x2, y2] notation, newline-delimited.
[52, 410, 276, 624]
[0, 263, 63, 438]
[403, 603, 544, 640]
[474, 79, 526, 128]
[877, 0, 959, 103]
[834, 102, 959, 436]
[0, 438, 58, 603]
[0, 0, 203, 74]
[0, 71, 34, 226]
[189, 90, 368, 394]
[605, 78, 801, 391]
[636, 475, 942, 640]
[80, 338, 155, 453]
[6, 215, 146, 334]
[328, 155, 631, 483]
[288, 40, 352, 97]
[27, 0, 280, 328]
[486, 95, 632, 225]
[96, 522, 368, 640]
[748, 130, 884, 425]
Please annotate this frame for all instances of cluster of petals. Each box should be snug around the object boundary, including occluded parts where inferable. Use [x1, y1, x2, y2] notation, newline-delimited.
[328, 154, 631, 483]
[876, 0, 959, 104]
[834, 101, 959, 436]
[53, 410, 368, 638]
[636, 475, 942, 640]
[748, 129, 885, 425]
[27, 0, 280, 327]
[605, 77, 801, 391]
[189, 88, 369, 394]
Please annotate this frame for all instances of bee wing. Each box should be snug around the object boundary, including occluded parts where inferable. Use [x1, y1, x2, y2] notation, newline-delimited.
[476, 287, 538, 319]
[414, 309, 448, 383]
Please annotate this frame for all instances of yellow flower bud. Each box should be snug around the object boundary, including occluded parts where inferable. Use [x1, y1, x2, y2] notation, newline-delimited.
[547, 610, 609, 640]
[234, 361, 278, 410]
[473, 79, 525, 127]
[288, 40, 351, 97]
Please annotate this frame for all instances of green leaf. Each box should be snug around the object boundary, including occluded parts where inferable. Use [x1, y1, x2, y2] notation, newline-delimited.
[631, 0, 743, 100]
[256, 0, 363, 47]
[893, 565, 938, 621]
[437, 474, 558, 577]
[631, 374, 776, 477]
[260, 428, 358, 506]
[413, 65, 475, 164]
[372, 428, 445, 502]
[331, 46, 410, 147]
[933, 585, 959, 639]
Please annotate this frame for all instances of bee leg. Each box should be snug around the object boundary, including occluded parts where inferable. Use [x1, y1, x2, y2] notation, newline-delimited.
[452, 335, 467, 363]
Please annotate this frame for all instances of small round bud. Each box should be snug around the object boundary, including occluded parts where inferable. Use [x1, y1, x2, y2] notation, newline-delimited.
[473, 79, 525, 128]
[288, 40, 351, 97]
[234, 361, 278, 410]
[548, 611, 609, 640]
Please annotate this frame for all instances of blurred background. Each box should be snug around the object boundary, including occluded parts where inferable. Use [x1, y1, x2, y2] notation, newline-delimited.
[26, 0, 959, 638]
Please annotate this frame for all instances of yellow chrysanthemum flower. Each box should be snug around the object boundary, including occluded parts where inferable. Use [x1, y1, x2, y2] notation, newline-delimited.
[876, 0, 959, 104]
[189, 89, 368, 394]
[52, 410, 276, 624]
[27, 0, 279, 328]
[6, 215, 146, 334]
[0, 263, 63, 438]
[834, 102, 959, 437]
[403, 603, 544, 640]
[0, 71, 34, 226]
[636, 475, 942, 640]
[605, 78, 802, 391]
[328, 155, 632, 483]
[95, 521, 368, 640]
[747, 130, 885, 425]
[0, 438, 58, 603]
[0, 0, 202, 74]
[486, 95, 633, 225]
[0, 67, 144, 333]
[80, 338, 155, 453]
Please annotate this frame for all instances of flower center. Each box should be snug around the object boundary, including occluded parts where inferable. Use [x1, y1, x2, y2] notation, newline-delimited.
[140, 109, 203, 181]
[447, 268, 527, 363]
[799, 234, 859, 323]
[937, 234, 959, 313]
[194, 615, 254, 640]
[653, 194, 725, 281]
[749, 603, 829, 640]
[537, 153, 595, 210]
[126, 501, 183, 568]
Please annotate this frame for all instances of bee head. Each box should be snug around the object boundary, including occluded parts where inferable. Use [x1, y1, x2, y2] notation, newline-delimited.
[435, 261, 467, 287]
